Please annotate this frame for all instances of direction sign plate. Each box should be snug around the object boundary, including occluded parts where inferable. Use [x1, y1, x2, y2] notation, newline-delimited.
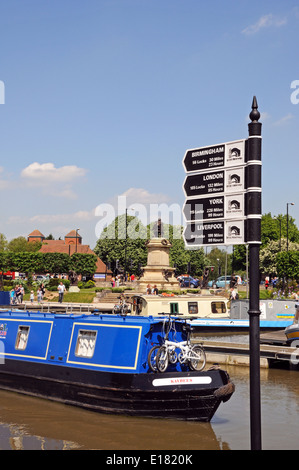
[183, 193, 244, 222]
[183, 219, 245, 247]
[183, 167, 245, 198]
[183, 139, 246, 173]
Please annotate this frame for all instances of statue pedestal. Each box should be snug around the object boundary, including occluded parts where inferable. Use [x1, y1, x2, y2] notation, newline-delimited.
[137, 238, 179, 292]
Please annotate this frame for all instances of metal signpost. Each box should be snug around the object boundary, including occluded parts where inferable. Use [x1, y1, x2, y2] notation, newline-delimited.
[182, 97, 262, 450]
[247, 97, 262, 450]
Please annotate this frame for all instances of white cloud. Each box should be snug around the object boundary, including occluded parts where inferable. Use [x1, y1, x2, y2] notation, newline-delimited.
[119, 187, 171, 205]
[242, 13, 287, 35]
[21, 162, 87, 183]
[272, 113, 294, 126]
[8, 209, 95, 226]
[20, 162, 88, 199]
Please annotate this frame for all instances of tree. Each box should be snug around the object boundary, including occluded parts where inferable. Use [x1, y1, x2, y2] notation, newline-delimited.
[70, 253, 97, 276]
[260, 239, 299, 277]
[9, 252, 45, 273]
[94, 215, 148, 274]
[262, 212, 299, 246]
[227, 213, 299, 273]
[0, 233, 7, 252]
[42, 253, 70, 274]
[276, 251, 299, 280]
[7, 236, 41, 252]
[94, 217, 207, 277]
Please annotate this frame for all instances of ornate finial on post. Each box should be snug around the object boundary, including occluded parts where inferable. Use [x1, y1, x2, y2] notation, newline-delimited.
[249, 96, 260, 122]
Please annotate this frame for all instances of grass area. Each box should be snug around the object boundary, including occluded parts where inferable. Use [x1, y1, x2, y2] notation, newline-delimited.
[62, 292, 95, 303]
[24, 290, 96, 303]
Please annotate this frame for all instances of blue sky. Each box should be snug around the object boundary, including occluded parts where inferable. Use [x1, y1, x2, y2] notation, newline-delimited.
[0, 0, 298, 248]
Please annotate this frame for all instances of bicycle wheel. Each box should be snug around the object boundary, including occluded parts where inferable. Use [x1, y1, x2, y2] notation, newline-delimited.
[189, 345, 206, 371]
[156, 346, 169, 372]
[147, 345, 160, 372]
[168, 349, 178, 364]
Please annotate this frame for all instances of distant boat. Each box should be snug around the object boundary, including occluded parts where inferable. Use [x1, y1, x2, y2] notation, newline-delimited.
[0, 310, 234, 421]
[130, 293, 229, 318]
[127, 294, 295, 331]
[284, 303, 299, 345]
[285, 323, 299, 344]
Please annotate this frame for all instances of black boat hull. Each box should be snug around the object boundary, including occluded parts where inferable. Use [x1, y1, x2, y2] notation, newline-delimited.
[0, 359, 234, 421]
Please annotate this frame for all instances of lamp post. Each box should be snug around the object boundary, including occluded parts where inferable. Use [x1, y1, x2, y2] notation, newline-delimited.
[75, 228, 80, 253]
[274, 216, 282, 251]
[286, 203, 294, 252]
[124, 209, 134, 282]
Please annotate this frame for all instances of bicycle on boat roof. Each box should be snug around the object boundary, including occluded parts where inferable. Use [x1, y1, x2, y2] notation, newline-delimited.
[147, 313, 206, 373]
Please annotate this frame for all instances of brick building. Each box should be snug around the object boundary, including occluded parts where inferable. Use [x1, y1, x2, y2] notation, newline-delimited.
[28, 230, 111, 280]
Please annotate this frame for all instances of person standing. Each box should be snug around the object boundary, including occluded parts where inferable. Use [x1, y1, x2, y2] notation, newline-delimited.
[40, 283, 45, 300]
[37, 288, 42, 304]
[57, 282, 65, 303]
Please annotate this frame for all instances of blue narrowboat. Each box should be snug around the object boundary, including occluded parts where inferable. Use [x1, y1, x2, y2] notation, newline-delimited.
[0, 311, 234, 421]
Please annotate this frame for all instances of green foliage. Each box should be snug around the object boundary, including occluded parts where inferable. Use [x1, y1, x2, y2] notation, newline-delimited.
[7, 236, 42, 252]
[260, 239, 299, 276]
[94, 215, 148, 274]
[0, 233, 7, 251]
[0, 252, 97, 277]
[94, 217, 206, 277]
[70, 253, 97, 275]
[276, 251, 299, 280]
[261, 212, 299, 246]
[47, 278, 70, 291]
[77, 280, 96, 289]
[43, 253, 70, 273]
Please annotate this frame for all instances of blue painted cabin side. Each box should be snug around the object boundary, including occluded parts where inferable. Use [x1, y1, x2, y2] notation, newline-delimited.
[0, 312, 187, 374]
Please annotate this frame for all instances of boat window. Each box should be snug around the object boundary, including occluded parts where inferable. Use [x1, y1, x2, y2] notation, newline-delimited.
[170, 302, 179, 314]
[188, 302, 198, 314]
[75, 330, 97, 358]
[211, 302, 226, 314]
[15, 326, 30, 350]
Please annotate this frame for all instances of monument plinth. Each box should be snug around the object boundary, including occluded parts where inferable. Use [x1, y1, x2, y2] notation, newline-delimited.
[137, 238, 179, 292]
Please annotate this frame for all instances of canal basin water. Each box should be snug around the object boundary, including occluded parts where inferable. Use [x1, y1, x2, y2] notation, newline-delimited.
[0, 364, 298, 450]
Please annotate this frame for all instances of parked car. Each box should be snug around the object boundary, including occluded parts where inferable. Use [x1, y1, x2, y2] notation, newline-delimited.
[179, 276, 200, 288]
[35, 275, 48, 282]
[208, 275, 243, 288]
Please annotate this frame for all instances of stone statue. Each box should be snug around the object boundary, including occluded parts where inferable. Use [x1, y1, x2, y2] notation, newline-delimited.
[152, 218, 163, 238]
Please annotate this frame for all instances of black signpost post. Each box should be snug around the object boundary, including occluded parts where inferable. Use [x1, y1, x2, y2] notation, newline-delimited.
[247, 96, 262, 450]
[182, 97, 262, 449]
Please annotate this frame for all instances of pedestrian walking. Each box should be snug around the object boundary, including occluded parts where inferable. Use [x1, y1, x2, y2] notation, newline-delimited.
[57, 282, 65, 303]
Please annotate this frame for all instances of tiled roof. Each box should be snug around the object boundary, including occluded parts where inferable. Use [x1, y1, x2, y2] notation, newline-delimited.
[65, 230, 82, 239]
[28, 229, 45, 238]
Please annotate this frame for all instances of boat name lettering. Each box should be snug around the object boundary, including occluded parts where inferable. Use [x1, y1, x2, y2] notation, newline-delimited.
[171, 378, 192, 384]
[152, 377, 212, 387]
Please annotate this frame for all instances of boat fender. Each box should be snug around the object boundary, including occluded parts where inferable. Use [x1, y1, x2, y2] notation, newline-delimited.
[213, 381, 235, 402]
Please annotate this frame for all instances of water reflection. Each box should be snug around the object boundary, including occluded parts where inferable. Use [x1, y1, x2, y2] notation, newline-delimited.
[0, 365, 298, 450]
[0, 389, 226, 450]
